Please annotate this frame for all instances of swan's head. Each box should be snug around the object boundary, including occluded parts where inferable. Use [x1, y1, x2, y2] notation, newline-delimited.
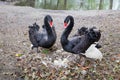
[44, 15, 53, 27]
[64, 15, 74, 28]
[87, 27, 101, 42]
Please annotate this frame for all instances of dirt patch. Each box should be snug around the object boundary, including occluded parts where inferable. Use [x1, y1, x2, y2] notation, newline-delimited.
[0, 5, 120, 80]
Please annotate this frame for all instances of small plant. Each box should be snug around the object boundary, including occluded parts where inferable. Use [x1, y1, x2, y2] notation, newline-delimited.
[108, 76, 114, 80]
[41, 49, 49, 54]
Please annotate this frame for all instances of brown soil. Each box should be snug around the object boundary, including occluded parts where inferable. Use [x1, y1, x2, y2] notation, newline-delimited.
[0, 4, 120, 80]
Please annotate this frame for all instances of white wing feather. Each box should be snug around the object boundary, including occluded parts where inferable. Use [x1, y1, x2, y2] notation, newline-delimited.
[85, 44, 103, 61]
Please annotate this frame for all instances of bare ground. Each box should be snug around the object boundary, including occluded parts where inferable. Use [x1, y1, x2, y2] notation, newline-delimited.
[0, 5, 120, 80]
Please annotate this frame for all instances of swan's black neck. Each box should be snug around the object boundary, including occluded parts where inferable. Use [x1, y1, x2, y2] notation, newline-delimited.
[44, 16, 53, 36]
[61, 16, 74, 45]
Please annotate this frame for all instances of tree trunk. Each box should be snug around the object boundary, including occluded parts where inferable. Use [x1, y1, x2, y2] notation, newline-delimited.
[50, 0, 52, 8]
[57, 0, 60, 9]
[79, 0, 84, 9]
[64, 0, 67, 10]
[44, 0, 46, 8]
[109, 0, 113, 9]
[99, 0, 103, 10]
[50, 0, 52, 5]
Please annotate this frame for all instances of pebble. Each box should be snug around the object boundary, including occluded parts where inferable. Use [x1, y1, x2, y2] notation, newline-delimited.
[56, 49, 62, 53]
[115, 60, 120, 63]
[23, 43, 26, 46]
[0, 49, 3, 52]
[81, 70, 87, 75]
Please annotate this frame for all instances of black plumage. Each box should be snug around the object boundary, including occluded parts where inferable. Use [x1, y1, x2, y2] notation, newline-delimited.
[60, 15, 101, 55]
[28, 15, 57, 52]
[74, 26, 102, 49]
[73, 26, 88, 37]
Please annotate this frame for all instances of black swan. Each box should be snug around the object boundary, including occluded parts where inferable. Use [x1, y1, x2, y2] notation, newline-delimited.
[28, 15, 57, 52]
[61, 15, 101, 55]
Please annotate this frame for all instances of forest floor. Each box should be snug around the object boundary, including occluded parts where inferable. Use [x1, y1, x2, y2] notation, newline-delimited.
[0, 4, 120, 80]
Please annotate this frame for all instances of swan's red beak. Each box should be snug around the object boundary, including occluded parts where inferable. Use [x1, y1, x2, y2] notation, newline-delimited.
[64, 22, 68, 28]
[49, 21, 53, 27]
